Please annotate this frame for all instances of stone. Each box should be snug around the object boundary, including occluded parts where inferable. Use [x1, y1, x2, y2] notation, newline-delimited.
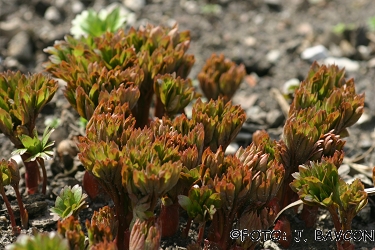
[358, 45, 371, 60]
[55, 0, 68, 9]
[301, 45, 329, 62]
[71, 0, 85, 14]
[44, 6, 62, 23]
[338, 164, 350, 176]
[7, 31, 33, 61]
[323, 57, 360, 72]
[263, 240, 281, 250]
[123, 0, 146, 11]
[297, 22, 313, 37]
[266, 49, 281, 64]
[368, 57, 375, 68]
[242, 36, 257, 47]
[0, 18, 23, 37]
[356, 110, 371, 125]
[246, 106, 267, 125]
[339, 40, 356, 57]
[359, 138, 372, 150]
[225, 143, 239, 155]
[266, 109, 284, 128]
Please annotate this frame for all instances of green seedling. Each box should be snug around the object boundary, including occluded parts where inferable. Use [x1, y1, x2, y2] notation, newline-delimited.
[50, 184, 88, 220]
[12, 126, 55, 194]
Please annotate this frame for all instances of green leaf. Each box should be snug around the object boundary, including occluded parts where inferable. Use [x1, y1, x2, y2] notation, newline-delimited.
[42, 126, 55, 148]
[50, 185, 88, 220]
[0, 109, 13, 135]
[11, 148, 28, 156]
[178, 195, 192, 210]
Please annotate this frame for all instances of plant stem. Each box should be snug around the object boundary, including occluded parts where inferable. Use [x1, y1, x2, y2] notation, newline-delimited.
[13, 185, 28, 229]
[218, 211, 235, 249]
[135, 89, 153, 128]
[159, 202, 180, 237]
[37, 158, 47, 195]
[154, 96, 164, 119]
[21, 154, 40, 194]
[183, 217, 192, 238]
[113, 191, 131, 250]
[327, 205, 342, 235]
[197, 222, 206, 246]
[0, 187, 20, 235]
[327, 205, 354, 250]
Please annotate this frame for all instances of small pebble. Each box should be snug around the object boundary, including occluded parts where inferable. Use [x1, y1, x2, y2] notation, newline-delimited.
[263, 240, 281, 250]
[225, 143, 239, 155]
[266, 49, 281, 64]
[44, 6, 62, 23]
[338, 164, 350, 176]
[266, 109, 284, 128]
[323, 57, 360, 72]
[7, 31, 33, 61]
[123, 0, 145, 11]
[301, 45, 329, 62]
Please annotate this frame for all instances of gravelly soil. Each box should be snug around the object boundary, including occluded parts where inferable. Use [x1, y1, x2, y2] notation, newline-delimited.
[1, 0, 375, 249]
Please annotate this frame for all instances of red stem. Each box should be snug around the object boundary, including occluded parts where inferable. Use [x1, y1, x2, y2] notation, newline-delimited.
[183, 217, 192, 238]
[327, 205, 354, 250]
[327, 205, 342, 235]
[154, 96, 165, 119]
[21, 155, 40, 194]
[13, 185, 28, 229]
[134, 89, 154, 128]
[159, 202, 180, 237]
[197, 222, 206, 246]
[218, 211, 236, 249]
[112, 191, 131, 250]
[0, 187, 20, 235]
[37, 158, 47, 195]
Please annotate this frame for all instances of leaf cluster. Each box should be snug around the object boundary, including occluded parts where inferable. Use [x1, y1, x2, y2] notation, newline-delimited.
[50, 184, 89, 220]
[290, 159, 368, 233]
[57, 216, 85, 250]
[198, 53, 246, 103]
[129, 218, 161, 250]
[44, 24, 196, 126]
[178, 185, 221, 223]
[0, 71, 58, 148]
[6, 232, 70, 250]
[192, 97, 246, 152]
[71, 7, 129, 38]
[12, 126, 55, 162]
[154, 73, 199, 118]
[86, 206, 117, 247]
[0, 159, 28, 233]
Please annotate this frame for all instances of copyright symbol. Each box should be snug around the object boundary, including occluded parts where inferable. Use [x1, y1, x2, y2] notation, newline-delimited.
[230, 229, 241, 240]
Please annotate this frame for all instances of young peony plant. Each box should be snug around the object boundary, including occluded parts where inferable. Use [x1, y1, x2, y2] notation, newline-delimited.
[50, 184, 88, 220]
[0, 159, 28, 235]
[290, 159, 368, 250]
[276, 62, 365, 231]
[6, 232, 70, 250]
[198, 53, 246, 103]
[0, 71, 58, 194]
[12, 126, 55, 195]
[57, 216, 85, 250]
[44, 24, 195, 128]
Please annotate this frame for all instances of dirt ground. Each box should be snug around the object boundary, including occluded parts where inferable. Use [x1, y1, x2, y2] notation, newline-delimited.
[1, 0, 375, 249]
